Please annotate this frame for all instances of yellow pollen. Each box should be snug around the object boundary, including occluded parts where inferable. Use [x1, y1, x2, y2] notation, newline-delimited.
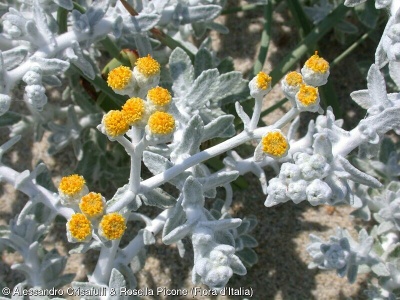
[286, 71, 303, 87]
[59, 174, 86, 196]
[305, 51, 329, 73]
[261, 131, 289, 157]
[100, 213, 126, 240]
[107, 66, 132, 90]
[68, 213, 92, 241]
[122, 97, 145, 125]
[135, 54, 160, 77]
[148, 111, 175, 135]
[147, 87, 172, 106]
[104, 110, 129, 137]
[297, 85, 319, 106]
[79, 192, 104, 218]
[256, 72, 272, 90]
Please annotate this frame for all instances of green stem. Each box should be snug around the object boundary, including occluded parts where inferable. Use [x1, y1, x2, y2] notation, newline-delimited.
[57, 7, 68, 34]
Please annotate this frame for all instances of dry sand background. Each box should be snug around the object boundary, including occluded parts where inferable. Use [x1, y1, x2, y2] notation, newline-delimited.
[0, 1, 383, 299]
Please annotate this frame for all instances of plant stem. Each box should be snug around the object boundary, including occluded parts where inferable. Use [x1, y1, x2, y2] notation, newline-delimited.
[92, 240, 120, 285]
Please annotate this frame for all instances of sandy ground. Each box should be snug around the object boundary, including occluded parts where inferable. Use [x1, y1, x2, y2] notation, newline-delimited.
[0, 1, 382, 299]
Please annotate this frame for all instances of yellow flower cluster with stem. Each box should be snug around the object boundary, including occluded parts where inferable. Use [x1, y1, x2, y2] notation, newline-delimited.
[261, 131, 289, 158]
[99, 213, 127, 240]
[67, 213, 92, 242]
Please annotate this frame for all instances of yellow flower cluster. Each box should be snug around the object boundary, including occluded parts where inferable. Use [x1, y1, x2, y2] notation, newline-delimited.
[135, 55, 160, 78]
[58, 174, 86, 197]
[99, 213, 127, 240]
[261, 131, 289, 158]
[122, 97, 145, 125]
[148, 111, 175, 135]
[103, 110, 130, 137]
[256, 72, 272, 90]
[297, 85, 319, 106]
[107, 66, 133, 90]
[147, 86, 171, 107]
[305, 51, 329, 74]
[285, 71, 303, 87]
[61, 174, 127, 242]
[67, 213, 92, 242]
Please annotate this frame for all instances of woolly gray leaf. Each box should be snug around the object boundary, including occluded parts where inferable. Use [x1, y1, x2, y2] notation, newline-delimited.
[66, 42, 95, 80]
[171, 115, 204, 159]
[214, 71, 247, 103]
[237, 248, 258, 267]
[30, 57, 70, 75]
[182, 176, 204, 208]
[371, 262, 390, 276]
[139, 188, 175, 209]
[185, 69, 219, 109]
[162, 222, 193, 245]
[115, 263, 138, 289]
[25, 20, 47, 46]
[33, 4, 55, 46]
[53, 0, 73, 10]
[240, 234, 259, 247]
[337, 155, 382, 188]
[350, 90, 373, 109]
[199, 218, 241, 231]
[133, 33, 152, 57]
[367, 64, 389, 106]
[180, 5, 222, 24]
[202, 115, 235, 141]
[69, 240, 101, 254]
[124, 14, 160, 33]
[207, 22, 229, 34]
[162, 199, 186, 242]
[198, 171, 239, 192]
[377, 221, 394, 235]
[170, 48, 194, 98]
[42, 75, 62, 87]
[194, 48, 213, 78]
[346, 264, 358, 283]
[143, 151, 173, 174]
[143, 229, 156, 245]
[109, 268, 126, 299]
[389, 61, 400, 89]
[2, 48, 27, 70]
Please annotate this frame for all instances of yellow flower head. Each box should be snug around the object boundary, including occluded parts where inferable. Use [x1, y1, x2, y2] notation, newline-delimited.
[79, 192, 105, 219]
[135, 55, 160, 78]
[256, 72, 272, 90]
[148, 111, 175, 135]
[103, 110, 130, 137]
[99, 213, 127, 240]
[59, 174, 86, 197]
[147, 87, 172, 106]
[67, 213, 92, 242]
[107, 66, 132, 90]
[285, 71, 303, 87]
[262, 131, 289, 158]
[122, 97, 145, 125]
[297, 85, 319, 106]
[305, 51, 329, 74]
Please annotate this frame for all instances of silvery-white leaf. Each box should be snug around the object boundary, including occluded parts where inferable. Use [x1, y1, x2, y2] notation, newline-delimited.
[344, 0, 367, 6]
[2, 48, 27, 70]
[185, 69, 219, 109]
[109, 269, 126, 299]
[171, 115, 204, 159]
[53, 0, 73, 10]
[180, 5, 222, 24]
[375, 0, 392, 9]
[33, 4, 55, 46]
[199, 218, 241, 231]
[346, 264, 358, 283]
[377, 221, 394, 234]
[198, 171, 239, 192]
[350, 90, 373, 109]
[337, 155, 382, 188]
[367, 64, 389, 107]
[182, 176, 204, 208]
[143, 229, 156, 245]
[139, 188, 175, 208]
[25, 20, 47, 47]
[42, 75, 62, 86]
[124, 13, 160, 33]
[194, 48, 213, 78]
[30, 57, 70, 75]
[202, 115, 235, 141]
[142, 151, 172, 174]
[106, 184, 141, 211]
[162, 199, 186, 242]
[170, 48, 194, 98]
[229, 254, 247, 275]
[162, 222, 193, 245]
[66, 42, 95, 79]
[133, 33, 152, 57]
[113, 16, 123, 38]
[86, 7, 106, 27]
[213, 71, 247, 103]
[389, 60, 400, 89]
[69, 240, 101, 254]
[116, 263, 137, 289]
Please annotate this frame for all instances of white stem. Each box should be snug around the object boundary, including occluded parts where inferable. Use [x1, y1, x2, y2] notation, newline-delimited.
[91, 240, 120, 285]
[249, 96, 263, 130]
